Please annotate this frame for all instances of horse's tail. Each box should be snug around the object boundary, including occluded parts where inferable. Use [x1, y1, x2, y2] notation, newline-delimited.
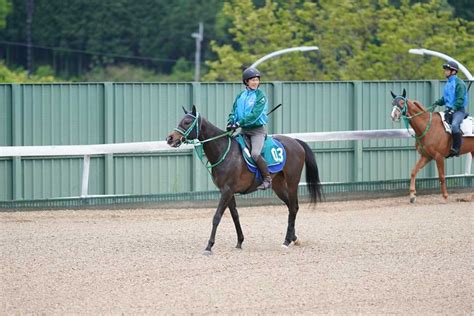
[295, 139, 323, 204]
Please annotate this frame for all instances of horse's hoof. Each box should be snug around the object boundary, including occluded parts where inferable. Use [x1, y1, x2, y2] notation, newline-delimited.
[410, 196, 416, 203]
[202, 250, 213, 256]
[235, 244, 242, 249]
[281, 244, 289, 249]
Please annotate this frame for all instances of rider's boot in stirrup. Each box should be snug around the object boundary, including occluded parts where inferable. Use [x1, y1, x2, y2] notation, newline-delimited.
[255, 157, 272, 190]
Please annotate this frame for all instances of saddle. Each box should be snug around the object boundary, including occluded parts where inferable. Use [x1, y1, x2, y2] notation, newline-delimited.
[438, 112, 473, 136]
[234, 134, 286, 175]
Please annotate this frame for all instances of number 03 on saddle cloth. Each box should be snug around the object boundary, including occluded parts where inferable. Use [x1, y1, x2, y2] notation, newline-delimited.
[234, 134, 286, 175]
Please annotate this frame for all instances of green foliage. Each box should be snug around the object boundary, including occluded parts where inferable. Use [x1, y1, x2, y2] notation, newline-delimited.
[0, 62, 56, 82]
[81, 59, 195, 82]
[0, 0, 10, 29]
[82, 64, 159, 82]
[448, 0, 474, 21]
[1, 0, 225, 76]
[205, 0, 474, 81]
[344, 0, 474, 80]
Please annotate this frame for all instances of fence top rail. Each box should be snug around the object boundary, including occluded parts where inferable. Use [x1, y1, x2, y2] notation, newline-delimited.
[0, 129, 413, 157]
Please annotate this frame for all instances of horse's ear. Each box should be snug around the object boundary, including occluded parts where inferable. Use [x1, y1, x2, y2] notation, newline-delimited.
[390, 91, 396, 99]
[402, 89, 406, 98]
[182, 106, 189, 114]
[191, 105, 197, 115]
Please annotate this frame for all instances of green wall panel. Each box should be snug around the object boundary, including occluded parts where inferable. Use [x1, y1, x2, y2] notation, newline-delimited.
[0, 160, 13, 200]
[19, 84, 104, 145]
[113, 154, 193, 194]
[0, 85, 12, 146]
[21, 157, 104, 199]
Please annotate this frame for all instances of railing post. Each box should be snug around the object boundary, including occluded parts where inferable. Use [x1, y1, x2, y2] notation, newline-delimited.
[191, 82, 207, 191]
[81, 154, 91, 197]
[104, 82, 115, 194]
[353, 81, 363, 182]
[271, 82, 283, 134]
[11, 84, 23, 200]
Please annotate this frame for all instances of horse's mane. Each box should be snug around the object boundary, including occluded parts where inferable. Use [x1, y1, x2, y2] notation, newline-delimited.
[410, 99, 426, 112]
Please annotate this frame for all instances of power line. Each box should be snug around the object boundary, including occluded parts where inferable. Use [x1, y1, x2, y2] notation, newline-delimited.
[0, 40, 194, 64]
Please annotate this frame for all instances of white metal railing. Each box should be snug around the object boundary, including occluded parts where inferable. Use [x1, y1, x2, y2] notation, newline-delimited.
[0, 129, 472, 197]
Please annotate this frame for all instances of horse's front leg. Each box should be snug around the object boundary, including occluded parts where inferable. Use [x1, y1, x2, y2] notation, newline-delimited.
[227, 195, 244, 249]
[204, 189, 234, 255]
[410, 155, 431, 203]
[434, 157, 448, 200]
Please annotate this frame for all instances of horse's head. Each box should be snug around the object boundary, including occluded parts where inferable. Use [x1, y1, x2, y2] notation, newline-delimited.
[166, 105, 201, 148]
[390, 88, 407, 122]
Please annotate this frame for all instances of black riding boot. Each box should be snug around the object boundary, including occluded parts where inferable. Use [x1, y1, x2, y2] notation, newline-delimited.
[255, 157, 272, 190]
[447, 132, 462, 158]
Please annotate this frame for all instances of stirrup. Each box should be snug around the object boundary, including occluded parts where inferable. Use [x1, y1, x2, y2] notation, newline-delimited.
[446, 148, 459, 158]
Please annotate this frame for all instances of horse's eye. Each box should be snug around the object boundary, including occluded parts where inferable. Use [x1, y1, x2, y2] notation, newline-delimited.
[183, 119, 192, 125]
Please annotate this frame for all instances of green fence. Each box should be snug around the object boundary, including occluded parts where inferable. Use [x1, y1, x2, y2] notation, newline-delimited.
[0, 81, 472, 202]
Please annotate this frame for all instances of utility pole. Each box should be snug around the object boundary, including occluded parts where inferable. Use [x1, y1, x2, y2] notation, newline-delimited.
[191, 22, 203, 82]
[26, 0, 34, 76]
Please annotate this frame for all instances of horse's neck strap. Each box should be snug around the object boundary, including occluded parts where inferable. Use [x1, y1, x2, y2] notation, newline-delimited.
[403, 110, 433, 140]
[404, 103, 437, 120]
[193, 136, 232, 171]
[199, 131, 233, 144]
[399, 97, 434, 140]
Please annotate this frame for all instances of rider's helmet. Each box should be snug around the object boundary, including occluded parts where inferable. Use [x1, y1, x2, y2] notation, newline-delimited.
[442, 61, 459, 72]
[242, 67, 261, 84]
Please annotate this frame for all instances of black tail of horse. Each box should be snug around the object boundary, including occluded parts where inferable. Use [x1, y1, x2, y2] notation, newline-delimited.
[296, 139, 323, 204]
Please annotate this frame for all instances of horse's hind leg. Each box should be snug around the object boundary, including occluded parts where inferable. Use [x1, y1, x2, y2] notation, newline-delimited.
[228, 196, 244, 249]
[410, 155, 431, 203]
[283, 191, 299, 247]
[273, 178, 299, 247]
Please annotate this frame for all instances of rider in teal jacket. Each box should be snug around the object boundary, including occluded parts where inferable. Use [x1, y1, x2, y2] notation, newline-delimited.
[226, 67, 271, 190]
[432, 61, 468, 157]
[228, 87, 268, 129]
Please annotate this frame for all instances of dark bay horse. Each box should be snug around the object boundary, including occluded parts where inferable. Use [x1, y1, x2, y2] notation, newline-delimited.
[166, 106, 322, 255]
[390, 89, 474, 202]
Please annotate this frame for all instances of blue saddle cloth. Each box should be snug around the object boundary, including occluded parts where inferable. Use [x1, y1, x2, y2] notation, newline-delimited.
[235, 134, 286, 177]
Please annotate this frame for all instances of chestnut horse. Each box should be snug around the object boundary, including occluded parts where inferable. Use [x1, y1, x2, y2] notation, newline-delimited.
[167, 106, 322, 255]
[390, 89, 474, 202]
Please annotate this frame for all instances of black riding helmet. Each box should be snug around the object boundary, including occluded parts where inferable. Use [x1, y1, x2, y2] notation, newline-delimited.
[442, 61, 459, 72]
[242, 67, 261, 84]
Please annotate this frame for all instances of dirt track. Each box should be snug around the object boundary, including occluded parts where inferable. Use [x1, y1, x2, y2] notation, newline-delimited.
[1, 193, 473, 314]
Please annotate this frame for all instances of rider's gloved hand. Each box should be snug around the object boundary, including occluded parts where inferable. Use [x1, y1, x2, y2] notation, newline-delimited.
[226, 122, 240, 131]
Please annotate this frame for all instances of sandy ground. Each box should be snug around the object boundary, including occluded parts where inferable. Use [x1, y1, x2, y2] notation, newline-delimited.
[1, 193, 473, 314]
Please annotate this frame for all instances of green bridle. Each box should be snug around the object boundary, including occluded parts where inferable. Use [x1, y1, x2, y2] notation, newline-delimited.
[393, 96, 437, 157]
[394, 96, 434, 140]
[174, 112, 233, 169]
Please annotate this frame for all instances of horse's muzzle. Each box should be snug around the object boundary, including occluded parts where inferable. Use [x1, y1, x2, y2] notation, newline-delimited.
[391, 106, 401, 122]
[166, 133, 183, 148]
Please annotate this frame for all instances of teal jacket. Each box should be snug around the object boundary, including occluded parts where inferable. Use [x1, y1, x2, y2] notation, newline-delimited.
[228, 88, 268, 128]
[433, 75, 468, 111]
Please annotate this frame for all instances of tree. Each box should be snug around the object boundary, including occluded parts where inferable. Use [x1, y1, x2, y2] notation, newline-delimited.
[344, 0, 474, 80]
[1, 0, 225, 77]
[204, 0, 474, 81]
[204, 0, 320, 81]
[0, 0, 10, 29]
[448, 0, 474, 21]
